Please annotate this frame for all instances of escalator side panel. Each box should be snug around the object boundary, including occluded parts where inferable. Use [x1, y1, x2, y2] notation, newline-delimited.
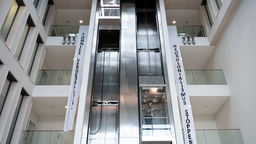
[88, 51, 119, 144]
[89, 106, 118, 144]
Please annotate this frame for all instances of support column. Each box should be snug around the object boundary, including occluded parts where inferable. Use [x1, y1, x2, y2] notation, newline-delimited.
[73, 0, 99, 143]
[119, 0, 139, 143]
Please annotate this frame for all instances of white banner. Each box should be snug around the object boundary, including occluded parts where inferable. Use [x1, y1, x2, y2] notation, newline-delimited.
[64, 26, 89, 131]
[168, 26, 197, 144]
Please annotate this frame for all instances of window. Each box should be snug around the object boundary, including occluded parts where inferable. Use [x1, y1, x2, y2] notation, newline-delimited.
[215, 0, 223, 10]
[15, 16, 35, 60]
[0, 0, 19, 41]
[15, 23, 30, 60]
[6, 94, 24, 144]
[0, 79, 11, 116]
[202, 0, 213, 27]
[27, 41, 39, 76]
[33, 0, 40, 8]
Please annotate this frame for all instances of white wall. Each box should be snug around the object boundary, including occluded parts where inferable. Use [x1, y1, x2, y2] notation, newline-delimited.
[194, 114, 217, 129]
[29, 108, 39, 126]
[36, 115, 65, 130]
[205, 1, 256, 144]
[35, 115, 76, 130]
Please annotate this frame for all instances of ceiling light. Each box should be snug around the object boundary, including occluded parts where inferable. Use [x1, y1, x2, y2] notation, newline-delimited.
[173, 21, 176, 24]
[65, 106, 68, 109]
[79, 20, 83, 23]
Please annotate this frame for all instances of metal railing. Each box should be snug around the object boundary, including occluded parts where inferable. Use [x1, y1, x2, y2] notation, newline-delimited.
[185, 70, 227, 85]
[36, 70, 72, 85]
[20, 130, 75, 144]
[194, 129, 244, 144]
[177, 25, 206, 37]
[48, 25, 80, 36]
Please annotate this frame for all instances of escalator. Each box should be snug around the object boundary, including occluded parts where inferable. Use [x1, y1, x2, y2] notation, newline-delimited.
[87, 30, 120, 144]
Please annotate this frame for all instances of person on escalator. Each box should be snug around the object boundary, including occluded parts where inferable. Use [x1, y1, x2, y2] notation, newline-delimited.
[144, 100, 155, 126]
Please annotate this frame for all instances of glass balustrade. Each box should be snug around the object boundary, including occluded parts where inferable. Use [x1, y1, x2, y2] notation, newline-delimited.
[185, 70, 227, 85]
[48, 25, 80, 36]
[177, 26, 206, 37]
[36, 70, 226, 85]
[195, 129, 244, 144]
[20, 130, 75, 144]
[36, 70, 72, 85]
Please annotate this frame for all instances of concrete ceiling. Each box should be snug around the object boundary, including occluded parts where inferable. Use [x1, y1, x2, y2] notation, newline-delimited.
[33, 97, 68, 115]
[165, 0, 202, 9]
[53, 0, 202, 10]
[166, 9, 201, 25]
[44, 45, 75, 70]
[181, 46, 215, 69]
[53, 0, 92, 9]
[191, 96, 229, 115]
[54, 9, 91, 25]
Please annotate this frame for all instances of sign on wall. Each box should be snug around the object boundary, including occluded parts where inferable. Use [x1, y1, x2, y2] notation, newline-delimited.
[64, 26, 89, 131]
[168, 26, 197, 144]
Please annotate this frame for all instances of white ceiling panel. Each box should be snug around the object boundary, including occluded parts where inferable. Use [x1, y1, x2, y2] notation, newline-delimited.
[168, 4, 188, 9]
[191, 96, 229, 115]
[166, 10, 201, 25]
[66, 0, 88, 5]
[55, 4, 69, 9]
[54, 9, 91, 25]
[187, 5, 200, 9]
[188, 0, 202, 5]
[169, 0, 189, 5]
[68, 4, 89, 9]
[33, 97, 68, 115]
[53, 0, 67, 5]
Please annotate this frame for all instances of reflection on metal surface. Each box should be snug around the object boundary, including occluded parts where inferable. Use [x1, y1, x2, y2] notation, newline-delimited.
[120, 0, 139, 143]
[87, 30, 120, 144]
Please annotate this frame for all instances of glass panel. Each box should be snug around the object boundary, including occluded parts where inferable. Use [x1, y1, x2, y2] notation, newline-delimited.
[42, 3, 50, 25]
[20, 131, 75, 144]
[140, 87, 172, 139]
[216, 0, 223, 9]
[36, 70, 72, 85]
[196, 130, 207, 144]
[48, 26, 80, 36]
[185, 70, 194, 84]
[101, 0, 120, 6]
[204, 130, 244, 144]
[193, 70, 207, 84]
[0, 79, 11, 115]
[15, 23, 30, 60]
[33, 0, 40, 8]
[205, 4, 213, 27]
[177, 26, 206, 37]
[27, 42, 39, 75]
[101, 8, 120, 16]
[0, 0, 19, 40]
[6, 95, 24, 144]
[185, 70, 227, 85]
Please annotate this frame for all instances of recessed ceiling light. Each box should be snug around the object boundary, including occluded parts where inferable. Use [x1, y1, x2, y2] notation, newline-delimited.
[79, 20, 83, 23]
[173, 21, 176, 24]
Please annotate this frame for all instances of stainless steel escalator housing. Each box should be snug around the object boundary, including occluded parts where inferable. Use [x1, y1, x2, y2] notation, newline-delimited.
[88, 51, 120, 144]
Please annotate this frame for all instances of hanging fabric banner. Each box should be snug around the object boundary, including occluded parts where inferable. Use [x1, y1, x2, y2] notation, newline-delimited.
[64, 26, 89, 131]
[168, 26, 197, 144]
